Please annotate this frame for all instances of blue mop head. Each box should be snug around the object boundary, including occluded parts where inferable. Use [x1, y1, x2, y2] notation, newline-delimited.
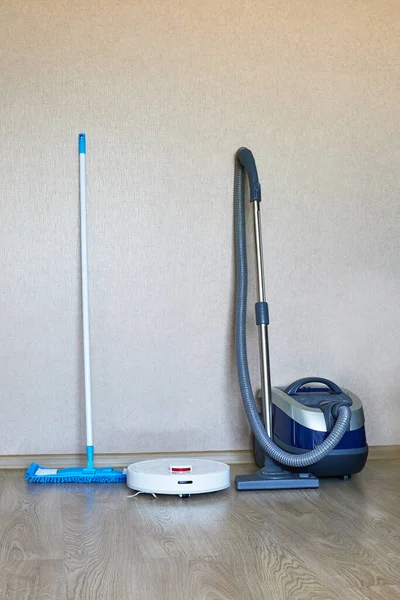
[25, 463, 126, 483]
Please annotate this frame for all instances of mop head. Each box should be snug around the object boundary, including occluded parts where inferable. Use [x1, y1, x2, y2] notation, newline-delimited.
[25, 463, 126, 483]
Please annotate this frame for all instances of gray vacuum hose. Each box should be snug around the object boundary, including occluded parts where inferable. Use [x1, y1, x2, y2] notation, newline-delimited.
[234, 153, 351, 468]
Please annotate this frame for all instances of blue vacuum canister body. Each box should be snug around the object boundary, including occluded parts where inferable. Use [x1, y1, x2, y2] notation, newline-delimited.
[253, 377, 368, 478]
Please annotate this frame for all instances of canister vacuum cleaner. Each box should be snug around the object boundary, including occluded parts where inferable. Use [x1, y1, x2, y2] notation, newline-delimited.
[234, 148, 368, 490]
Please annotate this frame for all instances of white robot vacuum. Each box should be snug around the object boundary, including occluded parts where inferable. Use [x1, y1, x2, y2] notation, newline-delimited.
[126, 458, 230, 497]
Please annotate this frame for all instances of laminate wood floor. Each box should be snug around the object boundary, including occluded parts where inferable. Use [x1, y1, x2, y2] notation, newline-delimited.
[0, 460, 399, 599]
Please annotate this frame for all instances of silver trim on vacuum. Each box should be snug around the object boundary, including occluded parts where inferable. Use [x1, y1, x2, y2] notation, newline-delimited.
[263, 388, 366, 432]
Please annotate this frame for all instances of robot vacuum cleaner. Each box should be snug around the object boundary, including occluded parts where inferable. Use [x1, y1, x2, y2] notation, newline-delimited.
[126, 458, 230, 497]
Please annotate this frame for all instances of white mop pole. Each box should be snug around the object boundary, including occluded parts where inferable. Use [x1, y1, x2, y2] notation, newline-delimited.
[79, 133, 94, 468]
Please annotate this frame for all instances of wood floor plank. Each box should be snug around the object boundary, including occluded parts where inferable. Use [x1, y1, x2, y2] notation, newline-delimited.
[187, 556, 245, 600]
[0, 559, 66, 600]
[61, 483, 143, 600]
[118, 557, 188, 600]
[127, 488, 238, 558]
[0, 470, 64, 561]
[248, 495, 400, 589]
[1, 460, 400, 599]
[350, 586, 400, 600]
[0, 470, 6, 499]
[242, 464, 400, 588]
[226, 534, 345, 600]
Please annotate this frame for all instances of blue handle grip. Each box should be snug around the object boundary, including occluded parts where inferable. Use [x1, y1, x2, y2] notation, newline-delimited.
[285, 377, 343, 396]
[236, 147, 261, 202]
[79, 133, 86, 154]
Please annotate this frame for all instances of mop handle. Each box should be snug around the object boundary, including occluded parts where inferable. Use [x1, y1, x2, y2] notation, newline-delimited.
[79, 134, 94, 450]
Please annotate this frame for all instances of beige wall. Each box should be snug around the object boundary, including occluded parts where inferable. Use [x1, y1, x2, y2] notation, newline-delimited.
[1, 1, 399, 455]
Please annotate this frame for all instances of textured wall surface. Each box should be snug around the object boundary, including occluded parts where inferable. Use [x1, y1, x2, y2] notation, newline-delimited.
[1, 1, 399, 454]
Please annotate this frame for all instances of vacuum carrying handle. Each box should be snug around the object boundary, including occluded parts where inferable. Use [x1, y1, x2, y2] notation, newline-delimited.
[285, 377, 343, 396]
[236, 147, 261, 202]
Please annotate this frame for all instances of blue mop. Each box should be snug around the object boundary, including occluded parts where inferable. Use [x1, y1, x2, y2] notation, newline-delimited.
[26, 134, 126, 483]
